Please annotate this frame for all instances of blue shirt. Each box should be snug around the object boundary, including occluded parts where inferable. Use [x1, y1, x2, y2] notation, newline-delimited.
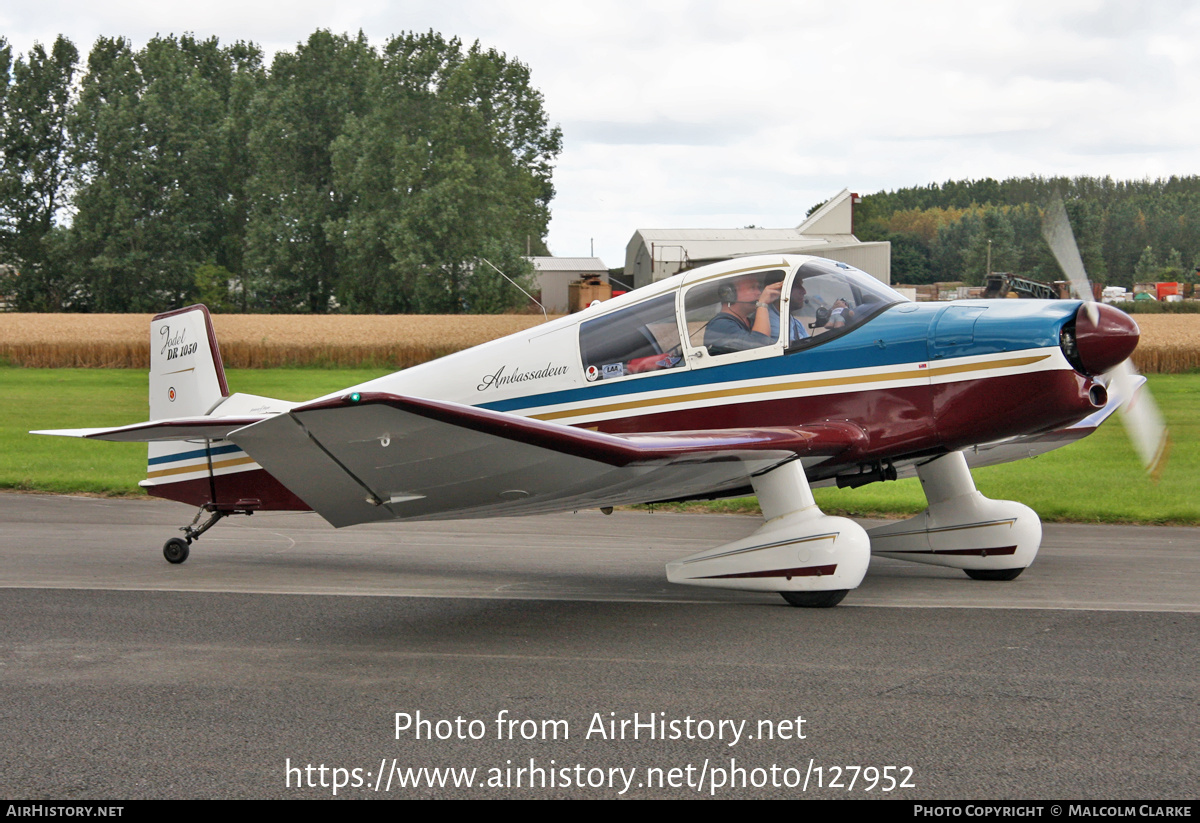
[768, 306, 807, 343]
[703, 311, 776, 356]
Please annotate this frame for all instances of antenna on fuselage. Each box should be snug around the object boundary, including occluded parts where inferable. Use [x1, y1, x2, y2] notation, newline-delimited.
[480, 258, 548, 322]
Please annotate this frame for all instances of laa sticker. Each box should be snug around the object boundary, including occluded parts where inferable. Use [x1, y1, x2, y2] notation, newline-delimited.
[168, 387, 177, 402]
[585, 365, 599, 382]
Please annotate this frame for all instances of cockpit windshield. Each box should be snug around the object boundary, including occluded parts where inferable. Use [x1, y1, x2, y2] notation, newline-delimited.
[785, 259, 907, 347]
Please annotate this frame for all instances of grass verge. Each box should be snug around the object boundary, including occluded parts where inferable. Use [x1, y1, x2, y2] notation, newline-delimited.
[1, 368, 389, 496]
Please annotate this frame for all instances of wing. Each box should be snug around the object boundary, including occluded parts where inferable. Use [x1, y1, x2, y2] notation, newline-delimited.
[228, 392, 867, 527]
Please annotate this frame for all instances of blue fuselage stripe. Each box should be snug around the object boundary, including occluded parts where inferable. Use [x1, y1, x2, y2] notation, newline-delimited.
[147, 443, 243, 466]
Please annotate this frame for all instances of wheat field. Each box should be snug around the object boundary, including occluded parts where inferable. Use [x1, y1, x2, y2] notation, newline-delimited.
[0, 311, 1196, 372]
[1120, 314, 1200, 373]
[0, 313, 559, 369]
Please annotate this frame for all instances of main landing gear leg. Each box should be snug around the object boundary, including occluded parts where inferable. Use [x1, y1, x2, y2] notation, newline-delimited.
[866, 451, 1042, 580]
[162, 505, 244, 564]
[665, 460, 870, 607]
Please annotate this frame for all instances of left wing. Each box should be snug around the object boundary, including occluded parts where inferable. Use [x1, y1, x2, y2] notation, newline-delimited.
[228, 392, 867, 527]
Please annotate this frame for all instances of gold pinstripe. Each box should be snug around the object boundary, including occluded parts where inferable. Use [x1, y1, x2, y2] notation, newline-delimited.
[531, 354, 1051, 422]
[146, 455, 257, 479]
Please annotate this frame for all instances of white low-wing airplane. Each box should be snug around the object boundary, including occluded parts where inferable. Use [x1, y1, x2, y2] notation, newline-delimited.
[34, 213, 1163, 607]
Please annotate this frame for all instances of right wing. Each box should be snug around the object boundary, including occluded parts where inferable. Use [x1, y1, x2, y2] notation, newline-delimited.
[228, 392, 867, 527]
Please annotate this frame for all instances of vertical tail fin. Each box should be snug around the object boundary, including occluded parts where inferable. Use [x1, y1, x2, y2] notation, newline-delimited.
[149, 305, 229, 421]
[147, 306, 229, 497]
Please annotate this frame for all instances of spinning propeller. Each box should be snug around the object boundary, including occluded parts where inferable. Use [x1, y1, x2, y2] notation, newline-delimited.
[1042, 193, 1170, 475]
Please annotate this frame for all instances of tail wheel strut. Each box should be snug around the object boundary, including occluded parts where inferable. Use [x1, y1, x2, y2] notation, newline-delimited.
[162, 506, 251, 564]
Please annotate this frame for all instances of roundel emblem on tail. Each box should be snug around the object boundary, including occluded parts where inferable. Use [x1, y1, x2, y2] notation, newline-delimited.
[168, 387, 176, 402]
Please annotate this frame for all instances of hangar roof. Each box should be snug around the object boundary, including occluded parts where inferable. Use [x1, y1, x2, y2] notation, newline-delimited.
[529, 256, 609, 272]
[625, 189, 863, 271]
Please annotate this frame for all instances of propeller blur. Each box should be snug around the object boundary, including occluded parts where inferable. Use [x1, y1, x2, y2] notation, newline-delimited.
[1043, 193, 1169, 475]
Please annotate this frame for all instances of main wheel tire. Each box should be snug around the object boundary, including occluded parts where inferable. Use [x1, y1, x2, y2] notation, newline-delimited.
[964, 567, 1024, 581]
[163, 537, 190, 565]
[780, 589, 848, 608]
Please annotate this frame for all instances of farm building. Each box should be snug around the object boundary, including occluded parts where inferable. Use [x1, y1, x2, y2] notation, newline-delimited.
[624, 189, 891, 290]
[527, 256, 609, 314]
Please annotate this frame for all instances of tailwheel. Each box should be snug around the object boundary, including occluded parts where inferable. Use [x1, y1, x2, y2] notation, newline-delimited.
[163, 537, 190, 564]
[162, 505, 243, 565]
[964, 568, 1025, 581]
[780, 589, 849, 608]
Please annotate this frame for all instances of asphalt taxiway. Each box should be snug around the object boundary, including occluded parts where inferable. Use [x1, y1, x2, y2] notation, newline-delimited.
[1, 493, 1196, 799]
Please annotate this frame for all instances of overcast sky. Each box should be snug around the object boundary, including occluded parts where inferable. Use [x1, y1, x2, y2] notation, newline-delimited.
[5, 0, 1199, 267]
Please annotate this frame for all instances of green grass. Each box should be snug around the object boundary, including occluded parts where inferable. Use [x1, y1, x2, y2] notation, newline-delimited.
[1, 368, 389, 497]
[3, 368, 1197, 524]
[1114, 300, 1200, 314]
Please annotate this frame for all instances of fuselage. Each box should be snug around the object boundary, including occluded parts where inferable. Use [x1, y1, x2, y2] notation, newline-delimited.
[148, 254, 1120, 510]
[334, 256, 1102, 482]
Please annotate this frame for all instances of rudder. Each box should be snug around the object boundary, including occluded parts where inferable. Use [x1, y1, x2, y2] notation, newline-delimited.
[149, 304, 229, 420]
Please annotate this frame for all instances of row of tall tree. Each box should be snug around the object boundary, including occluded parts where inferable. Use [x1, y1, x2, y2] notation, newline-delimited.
[0, 30, 561, 313]
[855, 176, 1200, 287]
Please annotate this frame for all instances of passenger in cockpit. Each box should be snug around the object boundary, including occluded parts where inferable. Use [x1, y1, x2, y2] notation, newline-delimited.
[771, 278, 809, 344]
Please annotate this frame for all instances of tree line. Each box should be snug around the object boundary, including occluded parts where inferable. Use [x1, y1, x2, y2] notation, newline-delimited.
[855, 176, 1200, 288]
[0, 30, 561, 313]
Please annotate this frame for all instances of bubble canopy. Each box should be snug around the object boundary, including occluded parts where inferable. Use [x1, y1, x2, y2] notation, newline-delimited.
[578, 256, 906, 381]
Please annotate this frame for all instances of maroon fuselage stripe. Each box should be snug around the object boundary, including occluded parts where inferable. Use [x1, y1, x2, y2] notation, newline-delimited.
[591, 369, 1095, 459]
[881, 546, 1018, 556]
[698, 564, 838, 580]
[147, 469, 310, 511]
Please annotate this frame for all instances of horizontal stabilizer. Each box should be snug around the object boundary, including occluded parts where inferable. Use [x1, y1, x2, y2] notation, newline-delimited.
[32, 417, 267, 443]
[229, 392, 866, 527]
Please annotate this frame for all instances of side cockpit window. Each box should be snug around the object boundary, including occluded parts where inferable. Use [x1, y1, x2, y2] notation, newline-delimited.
[579, 293, 683, 381]
[787, 260, 906, 348]
[683, 269, 786, 356]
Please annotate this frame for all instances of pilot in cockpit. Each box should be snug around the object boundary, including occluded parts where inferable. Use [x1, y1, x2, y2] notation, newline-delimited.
[703, 274, 781, 355]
